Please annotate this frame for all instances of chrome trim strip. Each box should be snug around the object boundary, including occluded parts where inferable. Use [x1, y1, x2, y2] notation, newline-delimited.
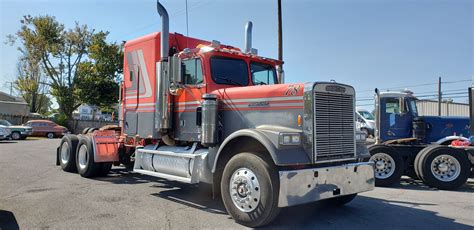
[222, 96, 303, 103]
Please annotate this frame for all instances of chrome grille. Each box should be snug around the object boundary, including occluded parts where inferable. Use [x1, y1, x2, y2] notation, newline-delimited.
[314, 91, 355, 162]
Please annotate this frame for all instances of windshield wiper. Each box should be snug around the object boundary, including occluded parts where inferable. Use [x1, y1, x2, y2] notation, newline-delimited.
[216, 76, 243, 86]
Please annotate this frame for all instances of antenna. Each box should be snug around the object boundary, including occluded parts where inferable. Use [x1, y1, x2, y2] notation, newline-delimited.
[185, 0, 189, 47]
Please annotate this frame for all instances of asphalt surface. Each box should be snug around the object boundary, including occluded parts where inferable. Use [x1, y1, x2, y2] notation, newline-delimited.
[0, 138, 473, 229]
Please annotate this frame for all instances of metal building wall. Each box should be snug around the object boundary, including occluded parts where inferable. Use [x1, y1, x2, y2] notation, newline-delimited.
[416, 100, 469, 117]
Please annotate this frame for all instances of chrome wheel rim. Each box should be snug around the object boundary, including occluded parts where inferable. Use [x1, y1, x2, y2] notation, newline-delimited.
[47, 133, 54, 138]
[430, 154, 461, 182]
[78, 145, 88, 170]
[370, 153, 396, 179]
[12, 132, 20, 140]
[229, 167, 260, 212]
[60, 142, 69, 165]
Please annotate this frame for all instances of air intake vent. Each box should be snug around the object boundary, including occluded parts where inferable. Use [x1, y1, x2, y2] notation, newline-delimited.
[314, 91, 356, 162]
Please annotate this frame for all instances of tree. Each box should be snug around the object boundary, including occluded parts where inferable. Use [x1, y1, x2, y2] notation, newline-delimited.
[14, 53, 50, 114]
[8, 15, 122, 119]
[76, 31, 123, 109]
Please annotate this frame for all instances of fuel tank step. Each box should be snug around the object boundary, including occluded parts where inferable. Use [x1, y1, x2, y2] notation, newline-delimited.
[133, 143, 211, 184]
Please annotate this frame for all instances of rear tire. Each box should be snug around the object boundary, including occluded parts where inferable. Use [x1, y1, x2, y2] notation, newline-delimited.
[59, 134, 79, 172]
[98, 163, 113, 176]
[221, 152, 280, 228]
[369, 145, 405, 187]
[418, 146, 470, 190]
[320, 194, 357, 206]
[76, 136, 101, 178]
[47, 132, 55, 139]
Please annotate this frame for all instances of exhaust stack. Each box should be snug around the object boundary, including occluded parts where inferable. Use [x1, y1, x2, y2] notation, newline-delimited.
[156, 1, 169, 60]
[156, 1, 172, 132]
[244, 21, 253, 54]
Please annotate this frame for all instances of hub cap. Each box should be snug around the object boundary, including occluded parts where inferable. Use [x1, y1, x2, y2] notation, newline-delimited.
[60, 142, 69, 165]
[430, 154, 461, 182]
[12, 132, 20, 140]
[370, 153, 396, 179]
[78, 145, 88, 170]
[47, 133, 54, 138]
[229, 168, 260, 212]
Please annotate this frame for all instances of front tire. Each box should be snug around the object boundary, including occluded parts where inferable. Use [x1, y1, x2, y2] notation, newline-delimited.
[369, 145, 405, 187]
[11, 132, 21, 140]
[418, 146, 470, 190]
[59, 134, 79, 172]
[221, 152, 280, 228]
[76, 136, 100, 178]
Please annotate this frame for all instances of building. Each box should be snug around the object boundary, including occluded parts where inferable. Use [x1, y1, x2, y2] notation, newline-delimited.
[0, 91, 29, 115]
[416, 99, 469, 117]
[74, 104, 113, 121]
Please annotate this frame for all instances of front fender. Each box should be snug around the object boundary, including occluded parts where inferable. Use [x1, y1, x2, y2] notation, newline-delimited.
[211, 128, 311, 173]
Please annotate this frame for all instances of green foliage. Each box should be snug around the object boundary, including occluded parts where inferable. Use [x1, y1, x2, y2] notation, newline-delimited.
[55, 113, 69, 127]
[8, 15, 123, 119]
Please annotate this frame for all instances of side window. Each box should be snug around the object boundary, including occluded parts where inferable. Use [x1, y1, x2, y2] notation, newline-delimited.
[250, 62, 276, 85]
[385, 98, 401, 114]
[182, 58, 203, 85]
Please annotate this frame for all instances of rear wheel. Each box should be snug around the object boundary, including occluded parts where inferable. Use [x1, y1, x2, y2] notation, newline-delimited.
[98, 162, 113, 176]
[47, 132, 55, 139]
[418, 146, 470, 190]
[221, 152, 280, 228]
[59, 134, 79, 172]
[369, 145, 405, 187]
[76, 136, 100, 178]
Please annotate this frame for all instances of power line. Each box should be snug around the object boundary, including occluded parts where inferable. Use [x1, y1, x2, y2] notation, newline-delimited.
[358, 78, 472, 93]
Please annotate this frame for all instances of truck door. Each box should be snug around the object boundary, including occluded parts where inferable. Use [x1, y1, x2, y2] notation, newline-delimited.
[173, 58, 206, 141]
[380, 97, 414, 141]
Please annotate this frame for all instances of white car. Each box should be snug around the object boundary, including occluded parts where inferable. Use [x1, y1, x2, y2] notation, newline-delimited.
[0, 126, 12, 140]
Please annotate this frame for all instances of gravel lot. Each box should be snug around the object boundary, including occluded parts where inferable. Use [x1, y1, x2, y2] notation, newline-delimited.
[1, 138, 473, 229]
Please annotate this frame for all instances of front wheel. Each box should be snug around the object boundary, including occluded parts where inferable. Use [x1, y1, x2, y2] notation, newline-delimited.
[369, 145, 405, 187]
[221, 152, 280, 228]
[417, 146, 470, 190]
[11, 132, 21, 140]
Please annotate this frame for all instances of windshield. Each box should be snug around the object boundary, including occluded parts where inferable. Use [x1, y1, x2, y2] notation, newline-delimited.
[358, 111, 375, 120]
[250, 62, 276, 85]
[210, 56, 249, 86]
[0, 120, 12, 126]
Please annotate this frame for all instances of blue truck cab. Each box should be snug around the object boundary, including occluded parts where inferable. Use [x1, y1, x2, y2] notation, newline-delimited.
[369, 89, 473, 190]
[377, 91, 469, 144]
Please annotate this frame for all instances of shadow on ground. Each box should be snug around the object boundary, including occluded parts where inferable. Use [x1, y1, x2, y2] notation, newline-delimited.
[93, 168, 473, 229]
[389, 177, 474, 192]
[0, 141, 17, 144]
[0, 210, 19, 230]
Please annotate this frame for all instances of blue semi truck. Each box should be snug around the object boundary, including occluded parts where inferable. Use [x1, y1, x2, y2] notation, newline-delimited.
[368, 89, 473, 190]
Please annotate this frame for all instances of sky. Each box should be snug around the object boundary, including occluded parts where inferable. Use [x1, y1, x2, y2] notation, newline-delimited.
[0, 0, 472, 110]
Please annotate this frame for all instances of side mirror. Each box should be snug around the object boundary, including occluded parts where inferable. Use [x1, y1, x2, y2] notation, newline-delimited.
[169, 55, 182, 84]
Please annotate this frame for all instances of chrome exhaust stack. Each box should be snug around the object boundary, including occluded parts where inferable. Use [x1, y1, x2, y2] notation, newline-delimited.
[374, 88, 381, 144]
[156, 1, 171, 131]
[244, 21, 257, 55]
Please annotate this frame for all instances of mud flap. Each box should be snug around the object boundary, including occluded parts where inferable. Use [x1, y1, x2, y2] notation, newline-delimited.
[56, 146, 60, 166]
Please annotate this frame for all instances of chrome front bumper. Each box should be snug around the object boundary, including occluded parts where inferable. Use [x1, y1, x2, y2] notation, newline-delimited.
[278, 162, 375, 207]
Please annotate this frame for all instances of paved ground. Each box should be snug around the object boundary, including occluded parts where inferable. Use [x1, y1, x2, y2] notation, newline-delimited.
[0, 139, 473, 229]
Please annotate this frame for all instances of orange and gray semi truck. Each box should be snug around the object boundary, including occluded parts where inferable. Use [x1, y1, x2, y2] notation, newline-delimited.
[56, 1, 375, 227]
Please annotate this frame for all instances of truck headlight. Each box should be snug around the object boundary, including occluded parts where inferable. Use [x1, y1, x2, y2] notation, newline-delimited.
[279, 133, 301, 146]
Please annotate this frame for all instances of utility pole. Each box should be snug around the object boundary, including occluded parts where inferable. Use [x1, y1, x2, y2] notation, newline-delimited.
[277, 0, 283, 62]
[438, 77, 442, 116]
